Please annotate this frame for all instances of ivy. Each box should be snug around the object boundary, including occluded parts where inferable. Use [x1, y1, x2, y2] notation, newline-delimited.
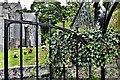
[48, 27, 120, 78]
[80, 28, 120, 67]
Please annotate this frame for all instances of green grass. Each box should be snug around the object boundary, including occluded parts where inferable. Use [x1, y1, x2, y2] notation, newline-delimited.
[0, 51, 4, 68]
[56, 21, 71, 29]
[0, 47, 49, 68]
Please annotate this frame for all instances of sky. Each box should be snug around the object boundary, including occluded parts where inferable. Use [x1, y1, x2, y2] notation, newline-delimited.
[0, 0, 66, 9]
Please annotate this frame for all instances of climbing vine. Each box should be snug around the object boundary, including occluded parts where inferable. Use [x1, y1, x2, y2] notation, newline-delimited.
[48, 27, 120, 78]
[48, 30, 77, 78]
[79, 27, 120, 67]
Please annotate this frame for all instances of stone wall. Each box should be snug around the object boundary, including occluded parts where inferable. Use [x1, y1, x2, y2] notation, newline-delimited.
[0, 65, 49, 79]
[0, 63, 119, 79]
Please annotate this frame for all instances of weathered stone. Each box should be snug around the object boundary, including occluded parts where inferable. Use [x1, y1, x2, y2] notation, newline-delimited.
[0, 65, 49, 79]
[0, 2, 41, 51]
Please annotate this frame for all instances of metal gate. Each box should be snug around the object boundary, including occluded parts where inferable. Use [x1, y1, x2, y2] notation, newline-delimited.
[4, 1, 118, 80]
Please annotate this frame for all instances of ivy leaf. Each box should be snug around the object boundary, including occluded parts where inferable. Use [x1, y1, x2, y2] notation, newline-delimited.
[89, 35, 93, 39]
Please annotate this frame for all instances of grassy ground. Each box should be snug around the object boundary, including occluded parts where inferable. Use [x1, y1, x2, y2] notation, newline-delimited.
[0, 47, 49, 68]
[56, 21, 71, 29]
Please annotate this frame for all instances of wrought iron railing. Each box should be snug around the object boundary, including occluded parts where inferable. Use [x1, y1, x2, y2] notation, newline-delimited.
[3, 1, 118, 80]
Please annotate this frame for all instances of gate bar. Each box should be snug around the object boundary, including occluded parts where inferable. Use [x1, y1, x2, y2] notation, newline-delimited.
[70, 2, 84, 28]
[35, 11, 39, 80]
[4, 20, 9, 80]
[62, 18, 65, 80]
[49, 16, 52, 80]
[20, 10, 23, 80]
[103, 2, 118, 34]
[76, 24, 79, 80]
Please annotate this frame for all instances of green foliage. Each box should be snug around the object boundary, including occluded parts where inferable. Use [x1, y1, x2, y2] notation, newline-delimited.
[79, 27, 120, 67]
[56, 21, 72, 29]
[30, 2, 80, 43]
[66, 2, 80, 21]
[31, 2, 67, 23]
[31, 2, 63, 43]
[30, 1, 80, 23]
[48, 30, 77, 77]
[48, 26, 120, 78]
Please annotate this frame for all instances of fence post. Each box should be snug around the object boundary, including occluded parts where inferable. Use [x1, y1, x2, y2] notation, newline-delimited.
[35, 11, 39, 80]
[19, 10, 23, 80]
[4, 19, 9, 80]
[62, 18, 65, 80]
[49, 15, 52, 80]
[75, 24, 79, 80]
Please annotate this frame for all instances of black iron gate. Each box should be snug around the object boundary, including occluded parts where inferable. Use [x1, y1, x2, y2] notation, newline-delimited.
[4, 1, 118, 80]
[4, 10, 39, 80]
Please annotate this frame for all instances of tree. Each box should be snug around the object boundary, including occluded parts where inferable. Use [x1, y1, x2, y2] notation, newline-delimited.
[66, 2, 80, 21]
[30, 1, 80, 43]
[30, 2, 63, 43]
[31, 2, 65, 23]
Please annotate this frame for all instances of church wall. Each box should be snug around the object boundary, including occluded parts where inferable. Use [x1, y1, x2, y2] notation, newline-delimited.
[0, 5, 4, 52]
[0, 18, 4, 52]
[0, 2, 41, 51]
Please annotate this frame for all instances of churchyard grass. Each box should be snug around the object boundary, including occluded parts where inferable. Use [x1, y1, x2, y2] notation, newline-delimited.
[0, 47, 49, 68]
[56, 21, 71, 29]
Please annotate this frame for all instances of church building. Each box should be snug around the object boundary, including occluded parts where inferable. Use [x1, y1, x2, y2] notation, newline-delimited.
[0, 0, 41, 51]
